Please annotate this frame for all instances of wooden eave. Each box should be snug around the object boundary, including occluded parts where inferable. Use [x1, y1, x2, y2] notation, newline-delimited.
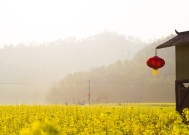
[156, 30, 189, 49]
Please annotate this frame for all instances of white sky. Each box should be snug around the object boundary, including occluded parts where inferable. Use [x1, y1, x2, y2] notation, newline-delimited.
[0, 0, 189, 44]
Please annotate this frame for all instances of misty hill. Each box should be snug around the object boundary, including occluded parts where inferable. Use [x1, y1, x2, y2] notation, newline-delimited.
[0, 31, 146, 104]
[47, 35, 176, 104]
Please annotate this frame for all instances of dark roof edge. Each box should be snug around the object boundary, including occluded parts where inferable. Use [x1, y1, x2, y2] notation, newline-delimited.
[156, 42, 173, 49]
[156, 30, 189, 49]
[156, 35, 178, 49]
[175, 29, 189, 35]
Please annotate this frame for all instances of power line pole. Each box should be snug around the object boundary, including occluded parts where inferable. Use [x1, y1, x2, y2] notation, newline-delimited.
[88, 80, 91, 105]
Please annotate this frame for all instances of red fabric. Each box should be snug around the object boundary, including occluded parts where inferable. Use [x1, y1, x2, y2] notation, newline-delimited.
[146, 56, 165, 69]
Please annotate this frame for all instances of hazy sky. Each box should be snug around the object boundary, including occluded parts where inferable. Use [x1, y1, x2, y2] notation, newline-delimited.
[0, 0, 189, 44]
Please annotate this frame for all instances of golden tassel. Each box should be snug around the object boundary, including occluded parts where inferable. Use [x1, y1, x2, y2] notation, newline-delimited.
[152, 69, 158, 76]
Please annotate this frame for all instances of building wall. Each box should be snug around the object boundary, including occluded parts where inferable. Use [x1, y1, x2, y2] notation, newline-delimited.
[176, 44, 189, 80]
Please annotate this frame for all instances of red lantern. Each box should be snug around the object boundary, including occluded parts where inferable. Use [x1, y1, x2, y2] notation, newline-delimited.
[146, 56, 165, 75]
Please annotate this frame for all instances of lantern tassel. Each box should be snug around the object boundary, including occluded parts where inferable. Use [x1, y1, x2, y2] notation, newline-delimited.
[152, 69, 158, 76]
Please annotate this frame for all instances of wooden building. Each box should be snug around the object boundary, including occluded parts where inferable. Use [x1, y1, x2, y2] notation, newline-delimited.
[156, 30, 189, 113]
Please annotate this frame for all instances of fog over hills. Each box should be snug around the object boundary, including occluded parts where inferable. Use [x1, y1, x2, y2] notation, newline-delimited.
[47, 35, 176, 104]
[0, 31, 146, 104]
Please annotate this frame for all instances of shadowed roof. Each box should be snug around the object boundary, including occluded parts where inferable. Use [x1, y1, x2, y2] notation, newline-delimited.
[156, 30, 189, 49]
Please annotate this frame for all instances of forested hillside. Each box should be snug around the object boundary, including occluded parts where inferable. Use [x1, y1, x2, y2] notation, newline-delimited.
[47, 35, 176, 104]
[0, 31, 145, 104]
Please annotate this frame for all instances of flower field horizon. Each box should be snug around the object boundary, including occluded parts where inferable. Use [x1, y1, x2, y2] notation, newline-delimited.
[0, 104, 189, 135]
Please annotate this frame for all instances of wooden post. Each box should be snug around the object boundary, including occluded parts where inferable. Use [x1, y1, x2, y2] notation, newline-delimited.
[175, 80, 178, 112]
[88, 80, 91, 105]
[175, 79, 189, 114]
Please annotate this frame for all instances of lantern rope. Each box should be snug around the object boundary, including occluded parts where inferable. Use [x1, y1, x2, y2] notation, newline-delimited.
[155, 49, 157, 56]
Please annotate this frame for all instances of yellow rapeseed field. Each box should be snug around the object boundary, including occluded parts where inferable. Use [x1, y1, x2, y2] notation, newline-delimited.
[0, 104, 189, 135]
